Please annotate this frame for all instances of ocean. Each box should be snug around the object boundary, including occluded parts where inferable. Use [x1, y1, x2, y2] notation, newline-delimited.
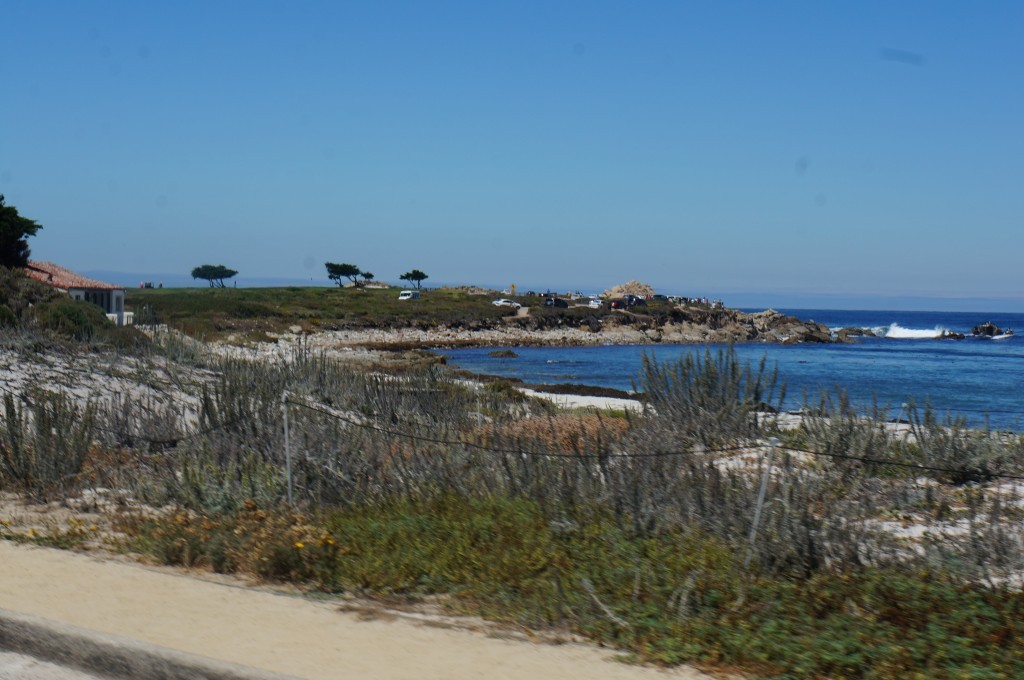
[440, 309, 1024, 430]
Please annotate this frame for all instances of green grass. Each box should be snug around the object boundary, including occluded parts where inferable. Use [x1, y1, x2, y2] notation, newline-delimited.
[127, 286, 516, 339]
[125, 286, 647, 341]
[125, 286, 720, 343]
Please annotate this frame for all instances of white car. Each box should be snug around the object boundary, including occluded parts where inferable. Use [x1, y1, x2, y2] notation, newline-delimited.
[397, 290, 420, 300]
[492, 298, 521, 309]
[587, 298, 603, 309]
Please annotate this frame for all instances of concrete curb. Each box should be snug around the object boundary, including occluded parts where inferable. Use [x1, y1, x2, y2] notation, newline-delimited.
[0, 607, 298, 680]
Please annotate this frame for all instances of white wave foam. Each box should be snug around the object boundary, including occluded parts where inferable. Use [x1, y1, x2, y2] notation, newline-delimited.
[884, 323, 948, 339]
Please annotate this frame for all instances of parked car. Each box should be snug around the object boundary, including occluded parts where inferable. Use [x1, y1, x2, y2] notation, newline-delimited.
[624, 295, 647, 307]
[609, 298, 628, 309]
[651, 294, 669, 302]
[544, 297, 568, 308]
[397, 290, 420, 300]
[492, 298, 521, 309]
[587, 298, 603, 309]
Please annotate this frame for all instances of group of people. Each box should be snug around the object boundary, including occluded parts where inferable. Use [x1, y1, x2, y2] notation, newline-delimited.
[668, 296, 725, 309]
[515, 289, 726, 309]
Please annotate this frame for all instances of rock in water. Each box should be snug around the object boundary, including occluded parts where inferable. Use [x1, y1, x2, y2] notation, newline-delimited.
[972, 322, 1003, 337]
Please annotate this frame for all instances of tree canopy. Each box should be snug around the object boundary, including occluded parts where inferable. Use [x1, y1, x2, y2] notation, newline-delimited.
[191, 264, 238, 287]
[400, 269, 428, 289]
[0, 195, 42, 268]
[325, 262, 363, 287]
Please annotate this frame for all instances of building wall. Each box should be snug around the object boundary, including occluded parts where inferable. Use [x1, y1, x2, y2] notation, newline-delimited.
[69, 287, 128, 325]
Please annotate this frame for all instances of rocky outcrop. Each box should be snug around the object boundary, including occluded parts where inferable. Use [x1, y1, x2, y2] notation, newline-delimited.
[971, 322, 1012, 337]
[276, 304, 840, 349]
[616, 307, 838, 345]
[836, 327, 876, 343]
[602, 280, 655, 299]
[729, 309, 833, 344]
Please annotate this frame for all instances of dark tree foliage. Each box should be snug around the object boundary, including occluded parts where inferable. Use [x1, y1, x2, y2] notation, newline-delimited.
[361, 271, 374, 282]
[191, 264, 238, 287]
[325, 262, 363, 287]
[400, 269, 428, 289]
[0, 195, 43, 268]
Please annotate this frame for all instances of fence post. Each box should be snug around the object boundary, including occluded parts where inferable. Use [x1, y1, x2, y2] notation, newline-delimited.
[281, 390, 293, 505]
[744, 437, 779, 570]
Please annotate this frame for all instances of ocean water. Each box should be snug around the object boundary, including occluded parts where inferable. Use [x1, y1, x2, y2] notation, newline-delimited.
[441, 309, 1024, 430]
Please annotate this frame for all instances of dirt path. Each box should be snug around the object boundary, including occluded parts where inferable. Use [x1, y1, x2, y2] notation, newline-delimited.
[0, 542, 711, 680]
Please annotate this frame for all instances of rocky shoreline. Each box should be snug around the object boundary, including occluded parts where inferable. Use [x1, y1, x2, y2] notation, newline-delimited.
[272, 307, 836, 351]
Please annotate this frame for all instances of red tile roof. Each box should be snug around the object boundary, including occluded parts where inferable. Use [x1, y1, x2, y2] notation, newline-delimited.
[25, 261, 123, 291]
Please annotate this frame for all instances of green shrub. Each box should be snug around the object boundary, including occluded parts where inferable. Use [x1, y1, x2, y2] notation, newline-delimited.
[122, 496, 1024, 678]
[31, 299, 110, 341]
[0, 266, 62, 317]
[635, 347, 781, 448]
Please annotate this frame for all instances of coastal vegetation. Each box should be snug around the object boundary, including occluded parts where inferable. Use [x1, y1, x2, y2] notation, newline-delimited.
[124, 285, 833, 346]
[0, 267, 144, 345]
[324, 262, 367, 287]
[0, 195, 42, 268]
[1, 309, 1023, 677]
[127, 285, 514, 340]
[400, 269, 429, 289]
[190, 264, 238, 288]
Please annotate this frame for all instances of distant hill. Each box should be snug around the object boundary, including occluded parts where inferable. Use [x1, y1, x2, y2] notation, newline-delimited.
[82, 271, 336, 289]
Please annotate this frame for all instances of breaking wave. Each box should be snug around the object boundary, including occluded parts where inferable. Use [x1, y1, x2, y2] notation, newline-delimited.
[883, 323, 949, 339]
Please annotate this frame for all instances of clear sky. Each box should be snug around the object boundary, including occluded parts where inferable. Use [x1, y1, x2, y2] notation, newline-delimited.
[2, 1, 1022, 309]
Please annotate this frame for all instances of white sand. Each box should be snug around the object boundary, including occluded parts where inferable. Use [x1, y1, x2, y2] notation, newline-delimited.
[0, 542, 711, 680]
[519, 388, 643, 412]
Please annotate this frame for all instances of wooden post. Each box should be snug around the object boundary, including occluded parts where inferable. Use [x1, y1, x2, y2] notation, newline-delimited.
[744, 437, 779, 570]
[282, 390, 293, 505]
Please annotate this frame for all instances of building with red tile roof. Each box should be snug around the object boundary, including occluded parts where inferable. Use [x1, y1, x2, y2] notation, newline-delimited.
[25, 261, 122, 291]
[25, 261, 131, 326]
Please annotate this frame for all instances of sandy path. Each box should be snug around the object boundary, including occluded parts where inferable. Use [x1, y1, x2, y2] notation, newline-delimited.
[0, 542, 710, 680]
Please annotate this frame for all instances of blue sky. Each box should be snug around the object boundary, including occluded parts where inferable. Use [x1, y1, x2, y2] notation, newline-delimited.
[2, 1, 1022, 309]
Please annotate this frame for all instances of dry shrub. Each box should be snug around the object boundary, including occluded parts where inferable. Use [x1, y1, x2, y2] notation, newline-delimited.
[0, 392, 97, 500]
[473, 414, 629, 454]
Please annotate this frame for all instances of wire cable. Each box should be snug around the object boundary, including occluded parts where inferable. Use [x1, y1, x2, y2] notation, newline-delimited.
[779, 445, 1024, 482]
[286, 396, 1024, 480]
[285, 398, 751, 460]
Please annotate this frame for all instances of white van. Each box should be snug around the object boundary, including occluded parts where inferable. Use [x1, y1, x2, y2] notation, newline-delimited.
[398, 290, 420, 300]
